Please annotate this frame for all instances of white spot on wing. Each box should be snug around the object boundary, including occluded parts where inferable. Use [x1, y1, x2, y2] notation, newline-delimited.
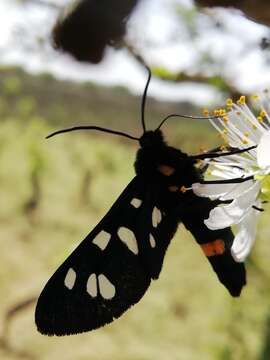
[117, 227, 138, 255]
[152, 207, 162, 228]
[87, 273, 98, 297]
[64, 268, 76, 290]
[150, 234, 156, 248]
[98, 274, 116, 300]
[93, 230, 110, 250]
[130, 198, 142, 208]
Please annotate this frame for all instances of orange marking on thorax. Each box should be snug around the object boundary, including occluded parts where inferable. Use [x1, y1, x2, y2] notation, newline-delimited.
[201, 239, 225, 257]
[158, 164, 175, 176]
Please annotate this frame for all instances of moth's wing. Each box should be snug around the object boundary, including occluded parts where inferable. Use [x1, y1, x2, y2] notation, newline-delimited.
[35, 176, 177, 336]
[180, 195, 246, 297]
[137, 195, 179, 280]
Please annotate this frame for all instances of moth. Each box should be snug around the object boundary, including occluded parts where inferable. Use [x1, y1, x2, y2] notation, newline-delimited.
[36, 68, 247, 336]
[52, 0, 140, 63]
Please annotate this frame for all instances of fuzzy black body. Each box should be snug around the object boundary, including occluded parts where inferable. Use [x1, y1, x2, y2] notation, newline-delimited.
[136, 131, 246, 294]
[35, 130, 246, 336]
[52, 0, 140, 63]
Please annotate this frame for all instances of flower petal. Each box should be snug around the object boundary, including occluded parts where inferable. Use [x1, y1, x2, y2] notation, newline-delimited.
[220, 180, 254, 201]
[257, 131, 270, 168]
[204, 206, 236, 230]
[192, 183, 236, 199]
[204, 181, 260, 230]
[231, 206, 259, 262]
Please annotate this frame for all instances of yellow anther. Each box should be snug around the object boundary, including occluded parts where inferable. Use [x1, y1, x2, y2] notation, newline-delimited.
[220, 109, 227, 116]
[214, 109, 220, 116]
[252, 124, 258, 130]
[242, 138, 249, 144]
[222, 116, 229, 123]
[244, 132, 250, 137]
[226, 99, 233, 108]
[237, 96, 246, 105]
[203, 108, 210, 116]
[251, 94, 259, 101]
[219, 145, 227, 151]
[257, 116, 263, 123]
[260, 110, 266, 118]
[217, 109, 223, 116]
[223, 129, 228, 135]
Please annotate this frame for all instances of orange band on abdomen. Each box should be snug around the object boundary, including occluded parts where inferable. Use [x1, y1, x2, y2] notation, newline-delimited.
[201, 239, 225, 257]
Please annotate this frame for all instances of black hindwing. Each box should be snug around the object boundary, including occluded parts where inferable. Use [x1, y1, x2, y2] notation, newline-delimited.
[180, 195, 246, 297]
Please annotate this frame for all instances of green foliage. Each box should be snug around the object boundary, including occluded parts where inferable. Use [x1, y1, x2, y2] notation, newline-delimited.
[208, 76, 230, 93]
[152, 67, 178, 81]
[16, 96, 37, 117]
[3, 75, 22, 96]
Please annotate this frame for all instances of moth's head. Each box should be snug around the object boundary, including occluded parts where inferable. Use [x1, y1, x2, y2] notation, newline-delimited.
[139, 130, 165, 148]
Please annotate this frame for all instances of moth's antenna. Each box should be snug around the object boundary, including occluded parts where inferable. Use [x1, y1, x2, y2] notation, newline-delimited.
[200, 175, 254, 185]
[191, 145, 257, 160]
[46, 126, 139, 141]
[157, 114, 219, 130]
[141, 67, 151, 133]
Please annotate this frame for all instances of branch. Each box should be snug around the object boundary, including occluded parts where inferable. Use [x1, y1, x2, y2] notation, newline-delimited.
[196, 0, 270, 27]
[124, 41, 240, 98]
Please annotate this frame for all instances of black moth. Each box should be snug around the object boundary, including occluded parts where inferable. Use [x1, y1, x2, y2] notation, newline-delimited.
[35, 68, 246, 336]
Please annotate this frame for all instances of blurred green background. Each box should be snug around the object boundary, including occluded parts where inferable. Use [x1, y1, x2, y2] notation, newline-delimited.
[0, 66, 270, 360]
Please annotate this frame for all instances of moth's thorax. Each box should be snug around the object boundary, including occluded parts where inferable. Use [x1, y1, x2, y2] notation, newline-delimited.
[135, 129, 200, 187]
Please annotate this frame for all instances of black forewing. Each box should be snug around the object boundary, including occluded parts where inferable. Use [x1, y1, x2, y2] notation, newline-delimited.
[35, 176, 178, 336]
[136, 193, 179, 280]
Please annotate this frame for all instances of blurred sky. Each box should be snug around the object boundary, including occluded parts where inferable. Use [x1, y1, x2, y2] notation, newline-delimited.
[1, 0, 270, 105]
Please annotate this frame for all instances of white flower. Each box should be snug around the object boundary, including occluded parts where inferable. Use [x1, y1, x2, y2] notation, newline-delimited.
[193, 94, 270, 262]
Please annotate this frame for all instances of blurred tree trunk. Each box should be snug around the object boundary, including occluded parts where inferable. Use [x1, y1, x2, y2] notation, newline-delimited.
[196, 0, 270, 27]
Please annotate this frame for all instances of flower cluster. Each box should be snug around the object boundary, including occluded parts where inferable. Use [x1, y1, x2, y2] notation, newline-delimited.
[193, 92, 270, 262]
